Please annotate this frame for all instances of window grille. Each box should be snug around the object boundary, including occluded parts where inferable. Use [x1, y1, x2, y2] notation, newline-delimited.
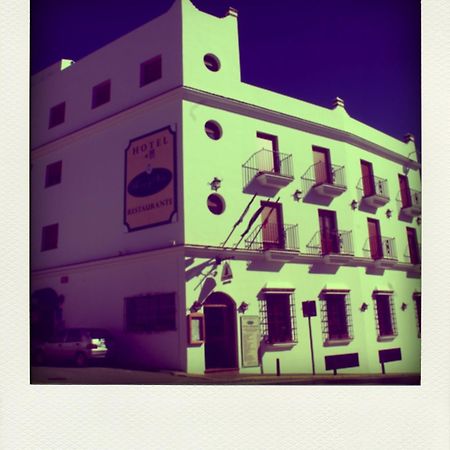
[319, 291, 353, 342]
[259, 291, 297, 344]
[373, 292, 397, 338]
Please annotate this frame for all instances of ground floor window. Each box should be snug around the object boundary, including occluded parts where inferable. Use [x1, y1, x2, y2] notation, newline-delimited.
[373, 292, 397, 339]
[413, 293, 421, 338]
[125, 293, 176, 333]
[259, 290, 297, 344]
[320, 291, 353, 342]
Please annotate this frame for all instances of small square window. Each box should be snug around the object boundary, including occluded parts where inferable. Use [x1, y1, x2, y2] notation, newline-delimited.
[45, 160, 62, 187]
[140, 55, 162, 87]
[92, 80, 111, 109]
[320, 291, 353, 343]
[49, 102, 65, 128]
[259, 290, 297, 344]
[41, 223, 59, 251]
[373, 292, 397, 339]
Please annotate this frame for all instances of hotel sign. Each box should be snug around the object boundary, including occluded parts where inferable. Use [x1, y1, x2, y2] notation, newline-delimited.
[124, 126, 177, 231]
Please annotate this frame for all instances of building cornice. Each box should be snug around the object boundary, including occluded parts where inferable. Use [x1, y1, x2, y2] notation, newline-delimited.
[182, 87, 421, 171]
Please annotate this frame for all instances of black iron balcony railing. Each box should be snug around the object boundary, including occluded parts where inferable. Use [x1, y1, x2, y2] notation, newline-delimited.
[404, 243, 421, 265]
[358, 175, 389, 200]
[399, 187, 421, 209]
[245, 223, 299, 252]
[305, 230, 354, 256]
[364, 236, 397, 260]
[300, 162, 346, 193]
[242, 149, 294, 188]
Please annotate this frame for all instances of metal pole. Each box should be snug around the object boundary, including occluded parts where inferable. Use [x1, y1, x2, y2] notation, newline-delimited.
[276, 358, 281, 376]
[308, 316, 316, 375]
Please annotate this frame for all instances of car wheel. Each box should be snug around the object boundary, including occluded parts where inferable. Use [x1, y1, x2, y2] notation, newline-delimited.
[74, 352, 87, 367]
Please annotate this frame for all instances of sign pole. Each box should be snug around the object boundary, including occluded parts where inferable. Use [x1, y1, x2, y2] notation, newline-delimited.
[308, 315, 316, 375]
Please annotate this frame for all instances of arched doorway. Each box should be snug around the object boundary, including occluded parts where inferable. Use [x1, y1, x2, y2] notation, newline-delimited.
[203, 292, 238, 371]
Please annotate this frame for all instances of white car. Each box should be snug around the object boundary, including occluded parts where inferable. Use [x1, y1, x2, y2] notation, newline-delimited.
[33, 328, 114, 367]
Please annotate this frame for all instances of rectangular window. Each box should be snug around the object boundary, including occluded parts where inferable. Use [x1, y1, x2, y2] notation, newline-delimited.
[398, 174, 412, 208]
[413, 293, 421, 337]
[406, 227, 420, 264]
[360, 160, 375, 196]
[140, 55, 162, 87]
[367, 218, 382, 259]
[320, 291, 353, 342]
[91, 80, 111, 108]
[260, 201, 284, 250]
[256, 132, 280, 173]
[373, 293, 397, 338]
[259, 291, 297, 344]
[48, 102, 66, 128]
[318, 209, 339, 254]
[41, 223, 59, 251]
[313, 146, 332, 184]
[45, 160, 62, 187]
[125, 293, 176, 333]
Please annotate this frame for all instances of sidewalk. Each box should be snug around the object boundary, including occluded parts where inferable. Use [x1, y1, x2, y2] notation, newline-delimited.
[31, 366, 420, 385]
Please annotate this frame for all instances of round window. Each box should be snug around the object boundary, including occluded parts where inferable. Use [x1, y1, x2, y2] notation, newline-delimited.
[204, 120, 222, 140]
[204, 54, 221, 72]
[207, 193, 226, 215]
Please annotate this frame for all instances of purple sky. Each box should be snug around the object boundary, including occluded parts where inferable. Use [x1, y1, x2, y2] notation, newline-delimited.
[31, 0, 421, 156]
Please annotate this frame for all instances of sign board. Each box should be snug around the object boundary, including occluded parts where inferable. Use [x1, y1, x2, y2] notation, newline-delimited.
[302, 300, 317, 317]
[221, 262, 233, 284]
[124, 126, 177, 231]
[240, 316, 260, 367]
[325, 353, 359, 372]
[378, 348, 402, 364]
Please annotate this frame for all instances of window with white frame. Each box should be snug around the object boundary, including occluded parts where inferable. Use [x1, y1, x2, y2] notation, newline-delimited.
[259, 289, 297, 344]
[125, 293, 176, 333]
[320, 290, 353, 342]
[373, 291, 397, 339]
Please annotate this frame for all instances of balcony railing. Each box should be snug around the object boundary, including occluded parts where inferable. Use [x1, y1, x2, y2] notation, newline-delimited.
[305, 230, 354, 256]
[245, 223, 299, 252]
[398, 187, 421, 216]
[358, 175, 389, 199]
[363, 236, 397, 261]
[301, 162, 346, 194]
[242, 149, 294, 190]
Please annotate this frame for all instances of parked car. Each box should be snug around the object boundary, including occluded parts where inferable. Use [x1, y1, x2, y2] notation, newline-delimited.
[32, 328, 115, 367]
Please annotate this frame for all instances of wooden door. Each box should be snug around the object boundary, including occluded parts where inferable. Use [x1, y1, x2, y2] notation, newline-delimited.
[406, 227, 420, 264]
[256, 132, 280, 173]
[204, 294, 237, 370]
[261, 201, 284, 250]
[399, 174, 412, 207]
[367, 218, 382, 259]
[361, 160, 375, 196]
[318, 209, 339, 254]
[313, 147, 332, 184]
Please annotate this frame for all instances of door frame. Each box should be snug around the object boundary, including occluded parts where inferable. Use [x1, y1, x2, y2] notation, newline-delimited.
[399, 174, 412, 207]
[260, 201, 285, 250]
[257, 132, 280, 173]
[367, 218, 382, 259]
[318, 209, 339, 254]
[361, 160, 375, 196]
[203, 292, 238, 372]
[313, 146, 332, 184]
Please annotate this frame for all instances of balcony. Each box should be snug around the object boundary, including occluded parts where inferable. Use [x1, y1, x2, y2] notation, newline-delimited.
[301, 162, 346, 200]
[357, 176, 390, 209]
[364, 236, 398, 268]
[242, 149, 294, 196]
[399, 188, 421, 218]
[404, 243, 421, 271]
[306, 230, 354, 264]
[245, 223, 299, 262]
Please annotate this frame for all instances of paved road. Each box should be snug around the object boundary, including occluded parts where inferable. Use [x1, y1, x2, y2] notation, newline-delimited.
[31, 366, 420, 385]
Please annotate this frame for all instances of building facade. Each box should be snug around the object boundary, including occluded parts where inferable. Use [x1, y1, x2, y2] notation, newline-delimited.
[31, 0, 421, 376]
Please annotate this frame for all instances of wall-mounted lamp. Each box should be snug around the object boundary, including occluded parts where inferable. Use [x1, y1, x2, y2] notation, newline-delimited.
[401, 302, 408, 311]
[386, 209, 392, 219]
[292, 189, 302, 202]
[351, 200, 358, 210]
[417, 217, 421, 225]
[209, 177, 222, 191]
[238, 301, 249, 314]
[190, 301, 202, 313]
[360, 302, 368, 312]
